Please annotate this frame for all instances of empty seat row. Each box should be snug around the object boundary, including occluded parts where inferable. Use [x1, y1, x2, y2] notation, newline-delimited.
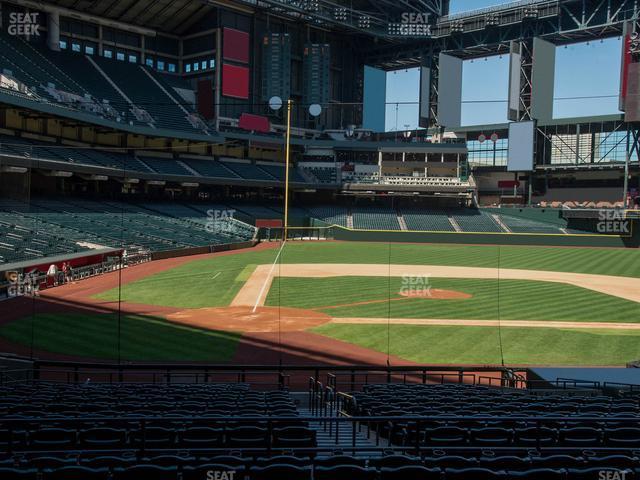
[0, 464, 636, 480]
[2, 425, 315, 451]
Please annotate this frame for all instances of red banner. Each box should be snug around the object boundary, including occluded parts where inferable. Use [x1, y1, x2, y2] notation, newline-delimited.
[498, 180, 520, 189]
[222, 64, 249, 99]
[223, 28, 250, 63]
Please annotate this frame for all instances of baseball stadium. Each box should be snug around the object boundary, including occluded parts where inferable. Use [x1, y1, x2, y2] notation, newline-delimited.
[0, 0, 640, 478]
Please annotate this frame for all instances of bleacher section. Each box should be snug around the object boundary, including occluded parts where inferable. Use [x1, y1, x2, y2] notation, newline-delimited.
[302, 165, 338, 184]
[143, 202, 256, 239]
[402, 209, 455, 232]
[451, 210, 503, 233]
[352, 206, 401, 230]
[306, 206, 349, 227]
[0, 135, 312, 184]
[0, 34, 85, 102]
[0, 31, 207, 134]
[221, 161, 276, 182]
[93, 57, 197, 133]
[0, 216, 88, 264]
[43, 49, 139, 125]
[499, 214, 565, 234]
[0, 198, 255, 264]
[258, 163, 307, 183]
[138, 156, 192, 176]
[297, 207, 575, 234]
[231, 205, 282, 221]
[181, 158, 239, 179]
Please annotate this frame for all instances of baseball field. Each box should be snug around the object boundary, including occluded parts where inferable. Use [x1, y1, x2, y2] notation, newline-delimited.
[1, 241, 640, 365]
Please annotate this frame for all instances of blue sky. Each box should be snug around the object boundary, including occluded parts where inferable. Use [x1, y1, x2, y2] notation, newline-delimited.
[384, 0, 622, 131]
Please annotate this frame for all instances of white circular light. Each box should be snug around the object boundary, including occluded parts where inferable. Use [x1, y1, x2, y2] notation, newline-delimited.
[309, 104, 322, 117]
[268, 96, 283, 111]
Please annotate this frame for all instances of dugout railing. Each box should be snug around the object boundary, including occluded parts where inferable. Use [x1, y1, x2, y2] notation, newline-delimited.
[13, 361, 525, 389]
[5, 359, 639, 397]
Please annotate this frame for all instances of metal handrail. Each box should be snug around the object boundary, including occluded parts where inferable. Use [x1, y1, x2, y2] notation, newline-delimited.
[19, 362, 520, 389]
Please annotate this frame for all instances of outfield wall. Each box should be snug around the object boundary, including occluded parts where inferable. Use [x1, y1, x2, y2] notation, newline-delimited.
[150, 240, 258, 261]
[305, 220, 639, 248]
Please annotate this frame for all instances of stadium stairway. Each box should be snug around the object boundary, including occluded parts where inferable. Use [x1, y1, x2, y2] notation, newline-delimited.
[492, 214, 512, 233]
[298, 407, 385, 455]
[346, 212, 354, 229]
[397, 214, 408, 231]
[448, 215, 462, 232]
[139, 67, 199, 131]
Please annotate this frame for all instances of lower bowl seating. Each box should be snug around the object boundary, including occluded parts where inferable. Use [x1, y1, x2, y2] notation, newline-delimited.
[0, 380, 638, 478]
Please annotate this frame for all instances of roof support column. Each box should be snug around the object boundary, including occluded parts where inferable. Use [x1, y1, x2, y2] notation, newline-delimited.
[47, 10, 60, 51]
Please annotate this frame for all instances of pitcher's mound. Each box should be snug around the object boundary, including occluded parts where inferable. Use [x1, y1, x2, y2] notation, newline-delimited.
[166, 306, 331, 333]
[399, 289, 472, 300]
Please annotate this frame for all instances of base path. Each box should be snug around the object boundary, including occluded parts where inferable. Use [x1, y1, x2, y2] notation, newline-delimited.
[232, 263, 640, 307]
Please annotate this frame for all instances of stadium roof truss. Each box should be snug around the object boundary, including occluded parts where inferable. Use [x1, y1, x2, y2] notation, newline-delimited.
[28, 0, 448, 36]
[221, 0, 448, 37]
[26, 0, 637, 54]
[20, 0, 217, 34]
[367, 0, 639, 67]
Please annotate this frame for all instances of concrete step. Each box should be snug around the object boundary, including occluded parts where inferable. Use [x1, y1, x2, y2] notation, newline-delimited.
[448, 215, 462, 232]
[298, 407, 387, 454]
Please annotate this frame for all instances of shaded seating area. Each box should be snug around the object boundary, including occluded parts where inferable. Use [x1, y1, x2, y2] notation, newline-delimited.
[451, 210, 503, 233]
[352, 207, 400, 231]
[0, 197, 256, 263]
[0, 380, 639, 478]
[499, 215, 565, 234]
[402, 209, 455, 232]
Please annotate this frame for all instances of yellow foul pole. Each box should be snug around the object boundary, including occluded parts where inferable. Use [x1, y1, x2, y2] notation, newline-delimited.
[283, 99, 292, 240]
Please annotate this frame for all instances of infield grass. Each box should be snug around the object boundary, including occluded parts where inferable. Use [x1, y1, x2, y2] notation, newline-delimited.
[265, 276, 639, 322]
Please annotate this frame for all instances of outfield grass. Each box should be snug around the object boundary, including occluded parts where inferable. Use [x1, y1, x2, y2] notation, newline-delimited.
[0, 313, 240, 361]
[265, 276, 639, 322]
[95, 242, 640, 309]
[312, 324, 640, 365]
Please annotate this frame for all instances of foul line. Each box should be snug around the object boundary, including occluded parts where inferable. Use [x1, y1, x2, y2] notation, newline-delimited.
[252, 241, 287, 313]
[330, 318, 640, 330]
